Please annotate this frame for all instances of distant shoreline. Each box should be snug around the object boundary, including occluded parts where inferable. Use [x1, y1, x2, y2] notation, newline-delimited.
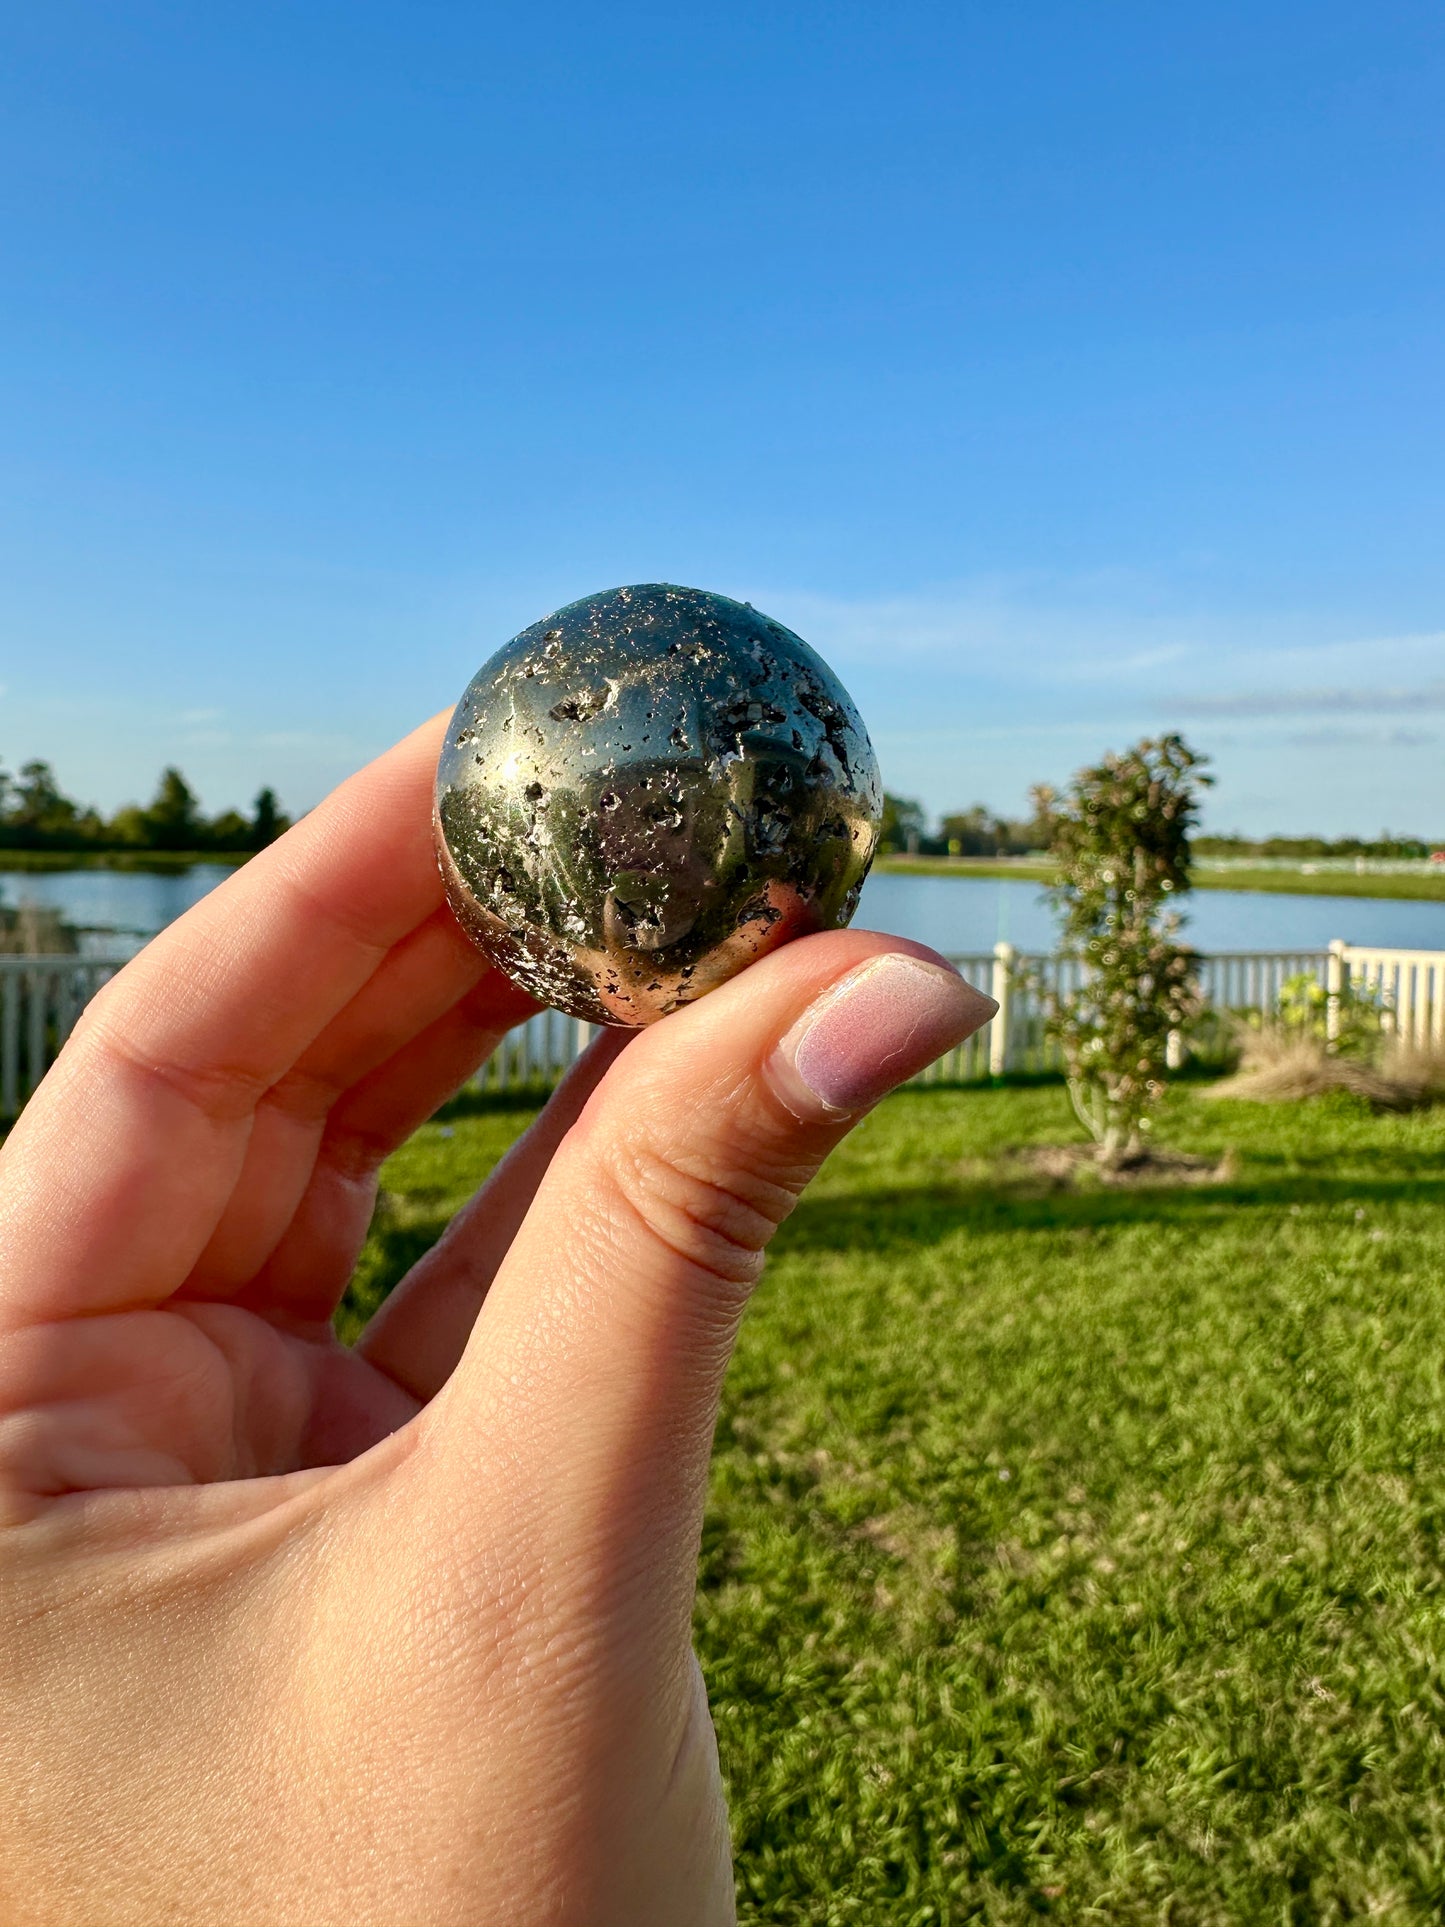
[0, 850, 251, 874]
[2, 848, 1440, 905]
[874, 856, 1445, 904]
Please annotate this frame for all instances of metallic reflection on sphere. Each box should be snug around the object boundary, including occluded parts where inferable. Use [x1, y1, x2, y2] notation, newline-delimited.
[434, 583, 884, 1025]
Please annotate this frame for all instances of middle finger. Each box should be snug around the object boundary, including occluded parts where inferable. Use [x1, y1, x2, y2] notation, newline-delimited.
[180, 910, 536, 1305]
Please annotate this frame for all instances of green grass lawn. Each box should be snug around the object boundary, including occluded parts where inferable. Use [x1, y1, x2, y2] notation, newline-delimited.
[1192, 866, 1445, 903]
[345, 1080, 1445, 1923]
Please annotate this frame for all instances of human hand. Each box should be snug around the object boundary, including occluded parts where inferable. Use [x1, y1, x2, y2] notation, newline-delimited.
[0, 717, 994, 1926]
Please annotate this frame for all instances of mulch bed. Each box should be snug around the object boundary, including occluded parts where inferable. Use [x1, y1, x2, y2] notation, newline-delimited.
[1006, 1144, 1237, 1188]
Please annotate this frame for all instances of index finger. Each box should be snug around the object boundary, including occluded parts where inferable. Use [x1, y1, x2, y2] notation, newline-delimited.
[0, 712, 493, 1328]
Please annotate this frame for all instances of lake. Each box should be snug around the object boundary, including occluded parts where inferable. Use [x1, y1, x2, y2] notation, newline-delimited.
[0, 865, 239, 957]
[858, 873, 1445, 956]
[2, 863, 1441, 958]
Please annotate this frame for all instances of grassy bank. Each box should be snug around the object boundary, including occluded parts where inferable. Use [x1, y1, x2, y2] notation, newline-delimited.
[876, 854, 1445, 903]
[876, 856, 1056, 884]
[0, 849, 250, 873]
[1196, 865, 1445, 903]
[346, 1079, 1445, 1920]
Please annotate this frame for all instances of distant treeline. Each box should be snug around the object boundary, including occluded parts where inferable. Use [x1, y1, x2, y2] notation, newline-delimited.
[6, 757, 1437, 863]
[1193, 833, 1440, 860]
[0, 758, 290, 854]
[879, 794, 1053, 858]
[878, 792, 1440, 860]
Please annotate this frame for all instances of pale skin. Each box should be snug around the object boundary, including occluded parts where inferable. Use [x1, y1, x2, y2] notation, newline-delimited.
[0, 715, 992, 1927]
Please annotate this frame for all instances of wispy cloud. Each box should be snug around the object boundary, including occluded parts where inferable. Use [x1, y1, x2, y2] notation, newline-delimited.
[1175, 681, 1445, 719]
[1081, 643, 1192, 677]
[1284, 725, 1438, 748]
[761, 587, 1441, 702]
[739, 588, 1444, 830]
[255, 729, 364, 755]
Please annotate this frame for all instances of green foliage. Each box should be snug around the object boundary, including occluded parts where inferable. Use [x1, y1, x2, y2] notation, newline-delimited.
[142, 767, 203, 850]
[0, 755, 291, 855]
[938, 801, 1050, 859]
[207, 809, 254, 849]
[250, 786, 286, 848]
[1272, 970, 1389, 1059]
[1037, 734, 1211, 1158]
[878, 799, 1050, 859]
[879, 793, 928, 855]
[2, 759, 99, 846]
[347, 1082, 1445, 1920]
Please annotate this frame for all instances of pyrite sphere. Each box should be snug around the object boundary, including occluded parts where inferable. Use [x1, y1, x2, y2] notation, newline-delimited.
[434, 583, 883, 1026]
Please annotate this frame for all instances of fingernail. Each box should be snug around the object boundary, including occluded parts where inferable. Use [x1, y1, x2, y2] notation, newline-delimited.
[770, 953, 999, 1118]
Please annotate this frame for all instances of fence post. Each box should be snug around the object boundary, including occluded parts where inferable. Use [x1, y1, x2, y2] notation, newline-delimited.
[990, 941, 1015, 1076]
[1325, 938, 1346, 1050]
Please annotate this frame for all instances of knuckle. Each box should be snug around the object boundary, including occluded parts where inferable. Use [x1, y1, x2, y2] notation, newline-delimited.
[260, 1063, 349, 1131]
[606, 1134, 798, 1289]
[71, 1010, 268, 1124]
[318, 1117, 393, 1187]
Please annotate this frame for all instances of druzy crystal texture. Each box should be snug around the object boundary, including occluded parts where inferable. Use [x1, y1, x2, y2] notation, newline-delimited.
[434, 583, 883, 1025]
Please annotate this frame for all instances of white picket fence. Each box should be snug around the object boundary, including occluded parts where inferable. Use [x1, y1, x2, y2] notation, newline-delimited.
[2, 941, 1442, 1124]
[1328, 941, 1445, 1048]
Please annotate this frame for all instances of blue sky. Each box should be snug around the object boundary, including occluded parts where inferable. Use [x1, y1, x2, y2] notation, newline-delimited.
[1, 1, 1441, 835]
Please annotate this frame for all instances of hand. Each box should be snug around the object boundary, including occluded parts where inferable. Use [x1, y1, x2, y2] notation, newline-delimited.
[0, 716, 994, 1927]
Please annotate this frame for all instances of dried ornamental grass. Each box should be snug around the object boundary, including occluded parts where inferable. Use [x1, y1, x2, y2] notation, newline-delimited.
[1208, 1027, 1445, 1110]
[1378, 1036, 1445, 1107]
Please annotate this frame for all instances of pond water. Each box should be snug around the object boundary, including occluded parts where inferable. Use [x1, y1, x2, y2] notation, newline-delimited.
[2, 863, 1441, 959]
[0, 865, 238, 956]
[858, 873, 1445, 957]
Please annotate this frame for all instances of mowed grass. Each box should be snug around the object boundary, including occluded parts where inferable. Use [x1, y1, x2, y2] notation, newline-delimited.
[344, 1080, 1445, 1923]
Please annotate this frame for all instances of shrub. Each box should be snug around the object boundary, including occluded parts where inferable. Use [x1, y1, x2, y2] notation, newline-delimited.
[1270, 970, 1388, 1058]
[1034, 734, 1211, 1161]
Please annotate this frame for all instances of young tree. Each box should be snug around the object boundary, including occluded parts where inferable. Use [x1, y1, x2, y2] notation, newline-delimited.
[4, 760, 84, 847]
[939, 805, 996, 855]
[207, 809, 253, 851]
[879, 792, 927, 855]
[143, 767, 203, 850]
[105, 803, 153, 849]
[1039, 734, 1211, 1162]
[250, 787, 289, 849]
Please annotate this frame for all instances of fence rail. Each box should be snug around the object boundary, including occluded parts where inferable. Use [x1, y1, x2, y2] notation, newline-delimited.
[2, 941, 1442, 1123]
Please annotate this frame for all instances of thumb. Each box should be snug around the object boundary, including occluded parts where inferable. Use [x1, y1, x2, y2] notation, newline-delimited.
[420, 931, 995, 1651]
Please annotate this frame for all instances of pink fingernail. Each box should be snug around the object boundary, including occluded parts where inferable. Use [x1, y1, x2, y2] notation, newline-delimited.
[772, 953, 998, 1118]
